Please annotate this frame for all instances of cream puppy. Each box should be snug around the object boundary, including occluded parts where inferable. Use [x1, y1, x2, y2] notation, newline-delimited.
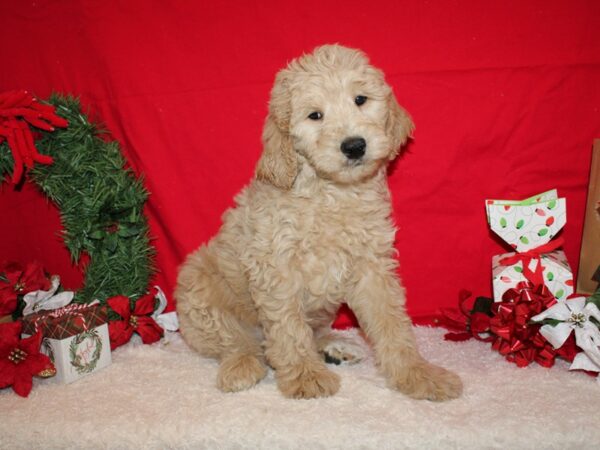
[175, 45, 462, 400]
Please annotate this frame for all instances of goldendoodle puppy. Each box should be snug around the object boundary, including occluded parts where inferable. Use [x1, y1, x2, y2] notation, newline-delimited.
[175, 45, 462, 400]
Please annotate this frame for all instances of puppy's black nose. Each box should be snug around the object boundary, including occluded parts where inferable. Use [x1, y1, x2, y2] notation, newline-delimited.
[340, 137, 366, 160]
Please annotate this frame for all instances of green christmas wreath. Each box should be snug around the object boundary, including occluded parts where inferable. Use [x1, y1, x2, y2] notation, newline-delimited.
[0, 93, 154, 304]
[69, 329, 103, 374]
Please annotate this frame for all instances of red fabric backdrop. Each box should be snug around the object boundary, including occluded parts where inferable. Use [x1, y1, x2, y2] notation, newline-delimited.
[1, 0, 599, 320]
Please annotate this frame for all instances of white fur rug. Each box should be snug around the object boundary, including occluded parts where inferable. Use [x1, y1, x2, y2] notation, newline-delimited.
[1, 326, 599, 449]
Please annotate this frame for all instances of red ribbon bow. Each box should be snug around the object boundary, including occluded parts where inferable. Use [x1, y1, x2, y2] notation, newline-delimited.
[439, 284, 579, 367]
[440, 290, 494, 342]
[499, 237, 565, 287]
[489, 282, 559, 367]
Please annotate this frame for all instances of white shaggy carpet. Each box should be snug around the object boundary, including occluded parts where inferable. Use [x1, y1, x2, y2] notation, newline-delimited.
[1, 326, 599, 449]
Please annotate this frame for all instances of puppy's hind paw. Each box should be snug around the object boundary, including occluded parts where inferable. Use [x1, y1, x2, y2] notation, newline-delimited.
[217, 353, 267, 392]
[390, 361, 462, 401]
[318, 332, 366, 365]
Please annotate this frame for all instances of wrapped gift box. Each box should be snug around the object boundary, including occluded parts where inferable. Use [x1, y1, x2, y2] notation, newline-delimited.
[492, 249, 574, 302]
[486, 189, 571, 301]
[21, 303, 112, 384]
[486, 189, 566, 252]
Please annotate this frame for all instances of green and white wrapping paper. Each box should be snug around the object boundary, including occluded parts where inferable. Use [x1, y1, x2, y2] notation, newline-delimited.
[486, 189, 566, 252]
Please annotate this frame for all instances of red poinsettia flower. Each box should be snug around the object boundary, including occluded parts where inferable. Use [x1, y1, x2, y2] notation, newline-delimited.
[0, 321, 55, 397]
[107, 291, 163, 350]
[0, 261, 50, 316]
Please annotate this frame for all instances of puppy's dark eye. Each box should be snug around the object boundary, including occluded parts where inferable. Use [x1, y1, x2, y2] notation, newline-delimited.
[355, 95, 367, 106]
[308, 111, 323, 121]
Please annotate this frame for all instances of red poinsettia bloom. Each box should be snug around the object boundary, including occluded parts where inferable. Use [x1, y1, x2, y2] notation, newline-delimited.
[107, 291, 163, 350]
[0, 261, 50, 316]
[0, 321, 55, 397]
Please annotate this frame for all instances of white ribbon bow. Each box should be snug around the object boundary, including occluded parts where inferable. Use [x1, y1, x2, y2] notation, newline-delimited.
[151, 285, 179, 332]
[23, 275, 74, 316]
[531, 296, 600, 375]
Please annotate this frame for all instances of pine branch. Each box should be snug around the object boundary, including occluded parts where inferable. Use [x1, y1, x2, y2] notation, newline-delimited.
[1, 94, 155, 304]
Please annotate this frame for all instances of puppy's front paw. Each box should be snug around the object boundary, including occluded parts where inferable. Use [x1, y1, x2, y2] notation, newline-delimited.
[390, 361, 462, 401]
[277, 363, 340, 399]
[217, 353, 267, 392]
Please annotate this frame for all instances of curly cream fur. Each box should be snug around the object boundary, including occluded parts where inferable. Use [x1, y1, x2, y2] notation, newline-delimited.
[176, 45, 462, 400]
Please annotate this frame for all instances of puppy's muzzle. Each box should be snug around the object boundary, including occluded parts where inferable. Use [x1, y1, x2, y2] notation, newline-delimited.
[341, 137, 366, 160]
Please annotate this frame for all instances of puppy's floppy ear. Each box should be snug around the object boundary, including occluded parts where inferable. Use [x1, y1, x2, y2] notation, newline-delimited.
[256, 70, 298, 190]
[386, 91, 415, 159]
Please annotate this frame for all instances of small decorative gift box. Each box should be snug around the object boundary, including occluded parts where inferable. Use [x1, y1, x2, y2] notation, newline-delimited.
[21, 303, 112, 384]
[486, 189, 572, 302]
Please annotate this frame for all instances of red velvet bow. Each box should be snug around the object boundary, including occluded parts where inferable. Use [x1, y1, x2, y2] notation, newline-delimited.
[0, 90, 68, 183]
[440, 290, 494, 342]
[499, 237, 565, 287]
